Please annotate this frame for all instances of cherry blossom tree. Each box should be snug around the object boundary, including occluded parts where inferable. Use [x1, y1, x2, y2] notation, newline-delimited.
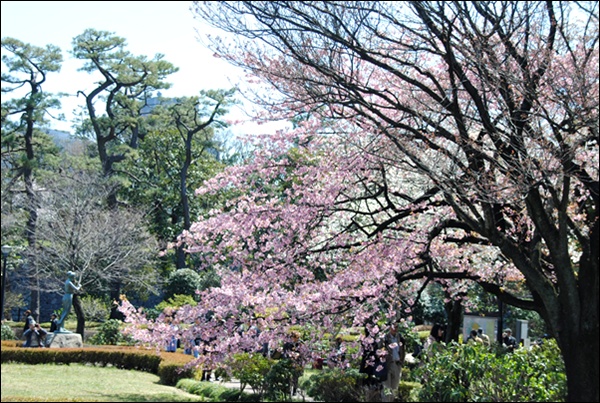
[121, 2, 598, 401]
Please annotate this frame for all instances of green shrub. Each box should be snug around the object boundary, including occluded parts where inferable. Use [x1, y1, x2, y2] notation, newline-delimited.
[398, 381, 422, 402]
[1, 323, 16, 340]
[164, 269, 203, 299]
[154, 294, 197, 314]
[414, 339, 566, 402]
[301, 367, 366, 402]
[228, 352, 274, 398]
[79, 295, 111, 322]
[158, 361, 196, 386]
[1, 344, 163, 372]
[90, 319, 127, 345]
[176, 378, 260, 401]
[263, 359, 300, 401]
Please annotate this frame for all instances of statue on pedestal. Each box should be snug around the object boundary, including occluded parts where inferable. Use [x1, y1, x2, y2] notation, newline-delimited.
[56, 271, 81, 333]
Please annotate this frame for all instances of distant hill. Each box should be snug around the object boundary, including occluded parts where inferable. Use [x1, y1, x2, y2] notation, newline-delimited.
[46, 129, 92, 154]
[46, 129, 75, 146]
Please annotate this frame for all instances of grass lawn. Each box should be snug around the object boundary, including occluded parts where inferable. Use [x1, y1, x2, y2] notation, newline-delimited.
[0, 363, 206, 402]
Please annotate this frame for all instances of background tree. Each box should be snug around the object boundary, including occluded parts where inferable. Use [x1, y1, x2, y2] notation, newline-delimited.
[122, 90, 236, 270]
[1, 37, 63, 320]
[69, 29, 177, 311]
[30, 168, 160, 335]
[70, 28, 178, 207]
[182, 2, 598, 401]
[163, 268, 202, 301]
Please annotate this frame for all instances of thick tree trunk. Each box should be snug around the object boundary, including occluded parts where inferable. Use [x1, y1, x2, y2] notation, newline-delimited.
[560, 230, 599, 402]
[444, 299, 463, 343]
[176, 246, 187, 270]
[559, 256, 599, 402]
[73, 294, 85, 338]
[559, 326, 599, 402]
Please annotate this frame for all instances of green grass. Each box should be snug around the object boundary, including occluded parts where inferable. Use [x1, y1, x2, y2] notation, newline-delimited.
[0, 363, 206, 402]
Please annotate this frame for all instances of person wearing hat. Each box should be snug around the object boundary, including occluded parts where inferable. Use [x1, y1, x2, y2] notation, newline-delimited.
[502, 328, 518, 351]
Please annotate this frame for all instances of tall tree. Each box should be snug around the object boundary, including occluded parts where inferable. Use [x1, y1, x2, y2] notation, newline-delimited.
[131, 90, 235, 269]
[1, 37, 63, 320]
[70, 28, 178, 207]
[30, 169, 160, 336]
[116, 3, 597, 401]
[186, 2, 598, 402]
[69, 29, 177, 311]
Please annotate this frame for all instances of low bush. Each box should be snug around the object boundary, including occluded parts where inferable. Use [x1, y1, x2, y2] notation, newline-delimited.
[414, 339, 566, 402]
[263, 358, 302, 401]
[1, 322, 16, 340]
[89, 318, 133, 345]
[158, 360, 196, 386]
[398, 381, 422, 402]
[301, 367, 365, 402]
[228, 352, 274, 398]
[176, 378, 260, 402]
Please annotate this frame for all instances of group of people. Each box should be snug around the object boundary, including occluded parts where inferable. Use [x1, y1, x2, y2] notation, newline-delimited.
[466, 326, 518, 351]
[466, 328, 491, 346]
[22, 310, 58, 348]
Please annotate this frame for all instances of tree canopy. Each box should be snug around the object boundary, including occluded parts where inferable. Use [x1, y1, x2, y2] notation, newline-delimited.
[120, 2, 598, 401]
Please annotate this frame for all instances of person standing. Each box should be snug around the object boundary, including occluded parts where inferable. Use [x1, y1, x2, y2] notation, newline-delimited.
[328, 335, 347, 368]
[359, 332, 388, 399]
[423, 323, 446, 353]
[164, 315, 178, 352]
[382, 322, 406, 402]
[282, 331, 304, 396]
[502, 328, 518, 351]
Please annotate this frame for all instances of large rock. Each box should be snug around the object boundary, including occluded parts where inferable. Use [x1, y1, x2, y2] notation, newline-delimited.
[47, 332, 83, 348]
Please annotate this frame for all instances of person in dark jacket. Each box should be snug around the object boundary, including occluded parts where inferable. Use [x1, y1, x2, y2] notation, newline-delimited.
[502, 328, 518, 351]
[49, 313, 59, 333]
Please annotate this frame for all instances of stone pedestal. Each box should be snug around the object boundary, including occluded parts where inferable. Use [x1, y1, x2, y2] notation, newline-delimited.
[47, 332, 83, 348]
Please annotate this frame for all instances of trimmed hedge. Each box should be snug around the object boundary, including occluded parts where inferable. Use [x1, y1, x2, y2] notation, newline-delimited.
[177, 378, 261, 402]
[0, 341, 196, 386]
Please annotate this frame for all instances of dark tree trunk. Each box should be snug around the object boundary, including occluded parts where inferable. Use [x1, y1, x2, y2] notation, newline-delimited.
[557, 254, 599, 402]
[176, 246, 187, 270]
[557, 321, 599, 402]
[73, 294, 85, 339]
[444, 299, 463, 343]
[109, 281, 124, 320]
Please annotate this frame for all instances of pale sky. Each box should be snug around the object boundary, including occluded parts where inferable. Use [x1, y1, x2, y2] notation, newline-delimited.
[1, 1, 275, 134]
